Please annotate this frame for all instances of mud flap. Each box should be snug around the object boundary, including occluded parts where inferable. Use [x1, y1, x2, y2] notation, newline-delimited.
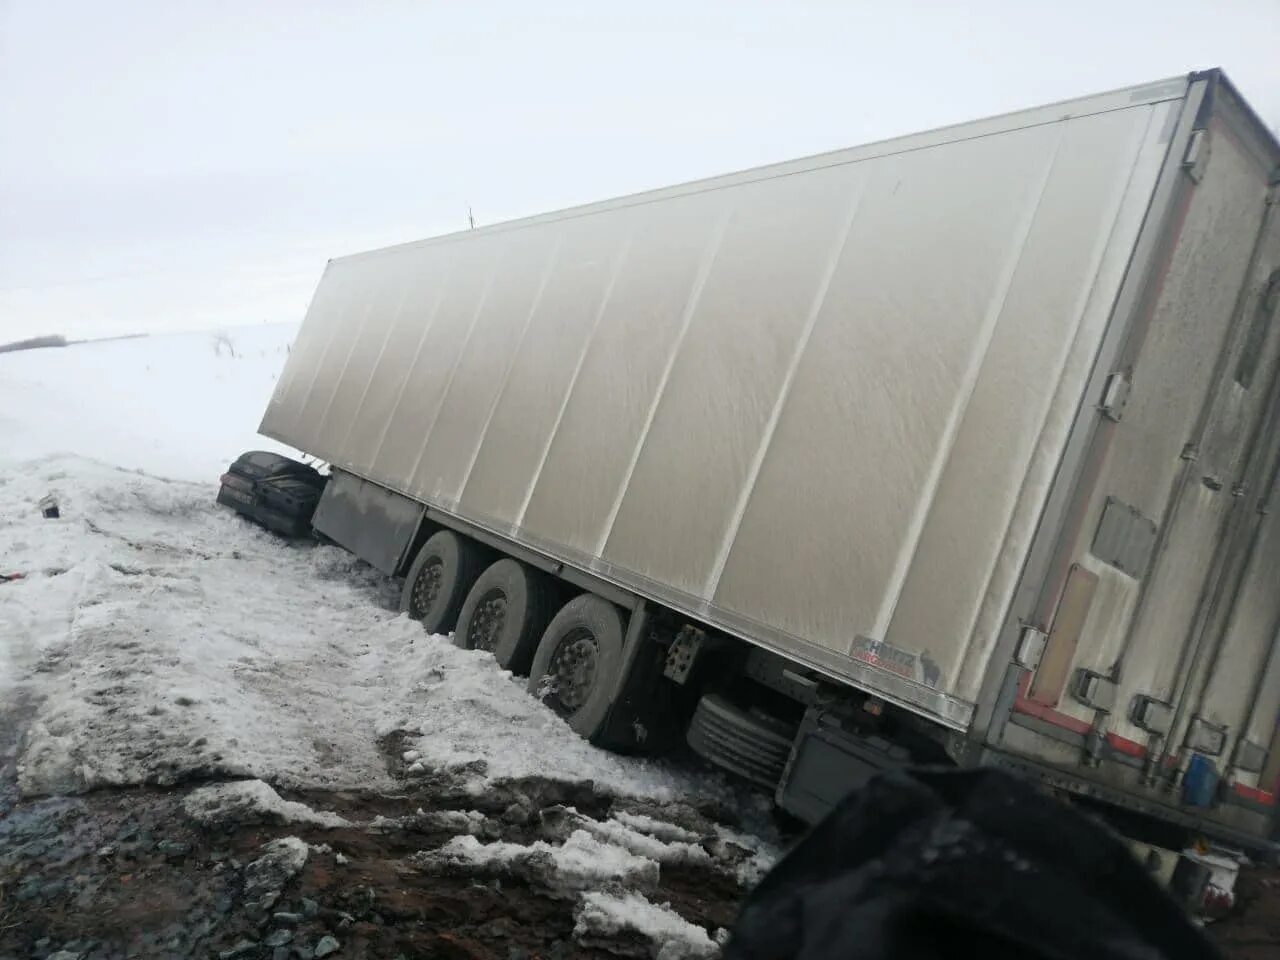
[312, 470, 425, 575]
[776, 707, 910, 824]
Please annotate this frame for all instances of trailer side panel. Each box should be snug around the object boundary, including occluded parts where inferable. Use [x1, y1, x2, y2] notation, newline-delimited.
[262, 82, 1189, 731]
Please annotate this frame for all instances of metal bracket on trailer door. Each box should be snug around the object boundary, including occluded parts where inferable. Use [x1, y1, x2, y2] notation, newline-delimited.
[1072, 670, 1118, 712]
[1182, 128, 1211, 183]
[1184, 716, 1229, 757]
[1099, 372, 1132, 421]
[1130, 695, 1174, 736]
[1231, 738, 1268, 773]
[1013, 625, 1048, 670]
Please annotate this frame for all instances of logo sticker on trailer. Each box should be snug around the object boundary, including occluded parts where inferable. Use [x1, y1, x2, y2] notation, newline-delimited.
[848, 635, 942, 688]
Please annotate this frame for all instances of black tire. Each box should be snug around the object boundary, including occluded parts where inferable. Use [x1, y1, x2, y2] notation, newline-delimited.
[453, 559, 557, 675]
[527, 594, 626, 741]
[399, 530, 485, 635]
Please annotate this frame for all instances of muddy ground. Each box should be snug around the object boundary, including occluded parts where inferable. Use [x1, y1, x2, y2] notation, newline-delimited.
[0, 732, 758, 960]
[3, 714, 1279, 959]
[1208, 863, 1280, 960]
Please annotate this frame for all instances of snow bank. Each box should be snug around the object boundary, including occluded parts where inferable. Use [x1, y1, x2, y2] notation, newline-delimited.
[2, 456, 721, 806]
[390, 627, 721, 801]
[183, 779, 351, 828]
[575, 890, 721, 960]
[6, 457, 409, 796]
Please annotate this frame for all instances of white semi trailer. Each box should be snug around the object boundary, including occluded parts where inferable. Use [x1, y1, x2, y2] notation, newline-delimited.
[260, 70, 1280, 848]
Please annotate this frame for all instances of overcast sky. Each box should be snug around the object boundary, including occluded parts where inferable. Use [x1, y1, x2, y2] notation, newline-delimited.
[2, 0, 1278, 341]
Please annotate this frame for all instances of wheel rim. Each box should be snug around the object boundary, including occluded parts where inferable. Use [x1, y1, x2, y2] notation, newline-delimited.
[410, 558, 444, 620]
[545, 627, 599, 715]
[466, 589, 508, 653]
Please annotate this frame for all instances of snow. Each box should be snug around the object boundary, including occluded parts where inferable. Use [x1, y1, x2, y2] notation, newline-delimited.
[419, 809, 488, 834]
[5, 456, 400, 794]
[582, 813, 712, 866]
[243, 836, 310, 900]
[391, 631, 706, 799]
[367, 808, 489, 836]
[712, 824, 779, 888]
[418, 830, 662, 894]
[575, 890, 720, 960]
[416, 807, 757, 955]
[0, 324, 300, 482]
[183, 779, 352, 828]
[610, 811, 704, 844]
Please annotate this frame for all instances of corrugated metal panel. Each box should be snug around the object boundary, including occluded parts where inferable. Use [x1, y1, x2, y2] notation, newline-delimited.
[261, 79, 1192, 728]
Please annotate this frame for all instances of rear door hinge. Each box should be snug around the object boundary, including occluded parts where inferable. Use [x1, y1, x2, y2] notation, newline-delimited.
[1130, 694, 1173, 735]
[1072, 669, 1117, 712]
[1183, 128, 1211, 183]
[1232, 738, 1268, 773]
[1185, 716, 1228, 756]
[1014, 624, 1048, 670]
[1100, 372, 1131, 422]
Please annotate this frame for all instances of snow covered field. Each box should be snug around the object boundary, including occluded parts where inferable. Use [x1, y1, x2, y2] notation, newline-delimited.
[0, 325, 772, 959]
[0, 324, 300, 483]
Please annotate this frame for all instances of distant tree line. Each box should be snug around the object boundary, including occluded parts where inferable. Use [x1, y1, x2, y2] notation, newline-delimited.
[0, 335, 68, 354]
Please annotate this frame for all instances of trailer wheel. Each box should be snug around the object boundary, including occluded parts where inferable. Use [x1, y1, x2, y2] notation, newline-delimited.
[453, 559, 556, 674]
[400, 530, 484, 635]
[528, 594, 624, 741]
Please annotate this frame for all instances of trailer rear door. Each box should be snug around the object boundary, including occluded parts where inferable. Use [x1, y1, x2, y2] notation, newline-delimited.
[996, 79, 1280, 840]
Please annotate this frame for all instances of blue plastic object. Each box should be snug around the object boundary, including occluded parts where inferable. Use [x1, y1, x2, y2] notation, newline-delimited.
[1182, 753, 1219, 807]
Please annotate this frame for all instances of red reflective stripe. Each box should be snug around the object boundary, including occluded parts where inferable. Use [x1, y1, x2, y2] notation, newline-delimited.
[1232, 783, 1276, 807]
[1013, 673, 1149, 758]
[1106, 733, 1147, 758]
[1012, 691, 1094, 736]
